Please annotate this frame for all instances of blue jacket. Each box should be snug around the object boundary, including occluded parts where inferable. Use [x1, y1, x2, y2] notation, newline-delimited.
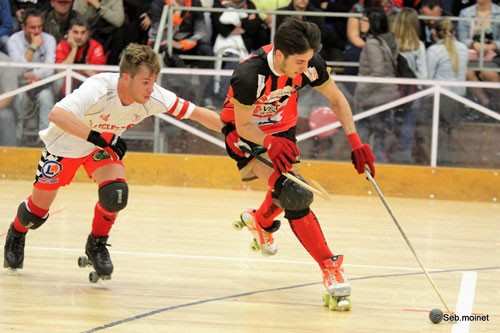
[457, 4, 500, 50]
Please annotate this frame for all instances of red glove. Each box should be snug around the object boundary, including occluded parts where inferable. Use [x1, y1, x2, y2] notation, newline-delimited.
[225, 130, 246, 158]
[348, 133, 375, 176]
[263, 135, 300, 173]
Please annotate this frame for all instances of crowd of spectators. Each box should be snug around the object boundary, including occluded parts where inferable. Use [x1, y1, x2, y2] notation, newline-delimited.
[0, 0, 498, 165]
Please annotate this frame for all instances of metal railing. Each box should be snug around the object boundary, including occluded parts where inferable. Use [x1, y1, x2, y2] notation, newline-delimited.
[0, 62, 498, 168]
[156, 5, 500, 71]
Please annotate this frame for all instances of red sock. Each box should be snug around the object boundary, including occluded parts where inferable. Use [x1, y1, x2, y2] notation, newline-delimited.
[289, 210, 333, 269]
[12, 196, 49, 233]
[91, 203, 117, 237]
[255, 190, 282, 229]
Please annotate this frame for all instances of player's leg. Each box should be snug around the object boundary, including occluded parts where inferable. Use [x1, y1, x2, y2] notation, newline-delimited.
[4, 150, 80, 269]
[270, 172, 351, 309]
[84, 159, 127, 277]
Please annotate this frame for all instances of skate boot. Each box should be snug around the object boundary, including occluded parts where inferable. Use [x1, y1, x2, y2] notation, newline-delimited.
[321, 255, 352, 311]
[232, 209, 279, 256]
[4, 224, 26, 270]
[77, 234, 113, 283]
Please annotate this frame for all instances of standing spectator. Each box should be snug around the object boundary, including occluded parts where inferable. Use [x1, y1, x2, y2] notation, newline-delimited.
[73, 0, 125, 65]
[457, 0, 500, 108]
[55, 16, 106, 96]
[354, 7, 400, 162]
[0, 0, 13, 52]
[7, 8, 56, 132]
[392, 7, 427, 162]
[0, 51, 18, 146]
[44, 0, 79, 43]
[427, 19, 468, 163]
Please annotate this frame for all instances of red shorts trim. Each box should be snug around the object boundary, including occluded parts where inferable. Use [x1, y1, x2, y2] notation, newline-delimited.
[33, 149, 124, 190]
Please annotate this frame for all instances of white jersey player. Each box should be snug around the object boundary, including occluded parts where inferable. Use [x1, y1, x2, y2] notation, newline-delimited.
[3, 44, 222, 282]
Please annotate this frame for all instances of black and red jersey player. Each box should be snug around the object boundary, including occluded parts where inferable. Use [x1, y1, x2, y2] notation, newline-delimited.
[221, 18, 375, 311]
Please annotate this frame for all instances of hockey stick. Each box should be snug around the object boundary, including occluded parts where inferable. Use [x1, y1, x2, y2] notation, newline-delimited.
[364, 168, 452, 314]
[240, 146, 330, 200]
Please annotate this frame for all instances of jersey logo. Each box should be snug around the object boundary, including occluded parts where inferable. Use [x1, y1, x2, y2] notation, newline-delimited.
[93, 150, 111, 161]
[41, 161, 62, 178]
[304, 67, 319, 82]
[100, 113, 111, 122]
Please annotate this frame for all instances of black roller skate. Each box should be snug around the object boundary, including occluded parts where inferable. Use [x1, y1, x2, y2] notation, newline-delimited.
[4, 224, 26, 270]
[78, 234, 113, 283]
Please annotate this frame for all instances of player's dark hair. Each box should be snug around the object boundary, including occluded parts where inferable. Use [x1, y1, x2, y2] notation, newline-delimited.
[274, 18, 321, 57]
[22, 8, 43, 25]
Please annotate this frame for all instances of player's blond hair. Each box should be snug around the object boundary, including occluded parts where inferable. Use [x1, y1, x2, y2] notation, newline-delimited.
[119, 43, 160, 77]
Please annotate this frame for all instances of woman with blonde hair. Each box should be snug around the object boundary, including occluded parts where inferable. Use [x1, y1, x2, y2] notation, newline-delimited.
[427, 19, 469, 164]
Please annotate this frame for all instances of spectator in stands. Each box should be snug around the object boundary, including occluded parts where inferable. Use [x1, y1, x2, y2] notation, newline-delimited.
[7, 8, 56, 131]
[44, 0, 79, 42]
[123, 0, 152, 46]
[354, 7, 400, 162]
[54, 16, 106, 96]
[11, 0, 50, 30]
[73, 0, 125, 65]
[427, 19, 468, 163]
[458, 0, 500, 108]
[392, 7, 427, 163]
[0, 51, 18, 146]
[0, 0, 13, 52]
[277, 0, 342, 61]
[252, 0, 290, 27]
[419, 0, 450, 48]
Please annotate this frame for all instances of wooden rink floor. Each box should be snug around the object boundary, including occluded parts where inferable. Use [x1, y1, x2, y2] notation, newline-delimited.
[0, 179, 498, 333]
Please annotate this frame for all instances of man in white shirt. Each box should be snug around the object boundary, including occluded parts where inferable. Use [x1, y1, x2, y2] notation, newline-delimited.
[7, 8, 56, 132]
[3, 43, 222, 282]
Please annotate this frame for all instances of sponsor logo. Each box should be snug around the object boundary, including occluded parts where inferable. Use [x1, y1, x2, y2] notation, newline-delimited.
[41, 161, 62, 178]
[93, 150, 111, 161]
[100, 113, 111, 122]
[304, 67, 319, 82]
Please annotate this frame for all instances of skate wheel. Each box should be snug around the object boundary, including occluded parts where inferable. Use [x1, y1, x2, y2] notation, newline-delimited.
[89, 271, 99, 283]
[232, 220, 245, 230]
[335, 296, 352, 311]
[250, 239, 260, 252]
[322, 293, 330, 307]
[78, 256, 89, 268]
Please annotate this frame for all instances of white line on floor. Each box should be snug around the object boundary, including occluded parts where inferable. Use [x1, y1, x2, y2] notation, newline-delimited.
[451, 271, 477, 333]
[29, 245, 443, 272]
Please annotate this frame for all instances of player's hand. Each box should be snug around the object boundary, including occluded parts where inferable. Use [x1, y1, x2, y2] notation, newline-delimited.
[347, 133, 375, 176]
[87, 130, 127, 160]
[225, 130, 246, 158]
[263, 135, 299, 173]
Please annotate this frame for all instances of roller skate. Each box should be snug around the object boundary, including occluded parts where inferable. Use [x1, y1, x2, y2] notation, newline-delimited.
[232, 209, 280, 256]
[3, 224, 26, 270]
[78, 234, 113, 283]
[321, 255, 352, 311]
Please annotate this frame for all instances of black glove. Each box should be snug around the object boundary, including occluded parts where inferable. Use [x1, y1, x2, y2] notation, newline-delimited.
[87, 130, 127, 160]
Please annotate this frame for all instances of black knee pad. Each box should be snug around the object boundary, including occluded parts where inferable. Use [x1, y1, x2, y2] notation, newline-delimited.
[17, 201, 48, 229]
[98, 180, 129, 212]
[273, 175, 313, 215]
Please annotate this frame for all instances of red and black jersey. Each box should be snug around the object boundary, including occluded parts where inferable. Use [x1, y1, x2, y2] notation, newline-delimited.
[221, 44, 331, 135]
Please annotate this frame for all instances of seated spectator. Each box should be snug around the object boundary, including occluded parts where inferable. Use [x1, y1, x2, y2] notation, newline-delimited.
[419, 0, 450, 48]
[0, 51, 19, 146]
[252, 0, 290, 28]
[7, 8, 56, 132]
[55, 16, 106, 96]
[123, 0, 152, 46]
[354, 7, 400, 162]
[0, 0, 13, 52]
[11, 0, 50, 30]
[457, 0, 500, 108]
[44, 0, 79, 43]
[427, 19, 468, 163]
[277, 0, 341, 61]
[73, 0, 125, 64]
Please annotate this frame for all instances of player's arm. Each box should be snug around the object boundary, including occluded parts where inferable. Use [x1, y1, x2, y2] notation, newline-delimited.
[48, 107, 126, 160]
[189, 106, 223, 133]
[314, 79, 376, 176]
[232, 98, 266, 145]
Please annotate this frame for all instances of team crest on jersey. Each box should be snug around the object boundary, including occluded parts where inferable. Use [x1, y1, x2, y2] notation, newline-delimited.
[304, 67, 319, 82]
[41, 161, 62, 178]
[93, 150, 111, 161]
[100, 113, 111, 122]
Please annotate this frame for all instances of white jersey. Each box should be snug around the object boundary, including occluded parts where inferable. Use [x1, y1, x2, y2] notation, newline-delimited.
[39, 72, 195, 158]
